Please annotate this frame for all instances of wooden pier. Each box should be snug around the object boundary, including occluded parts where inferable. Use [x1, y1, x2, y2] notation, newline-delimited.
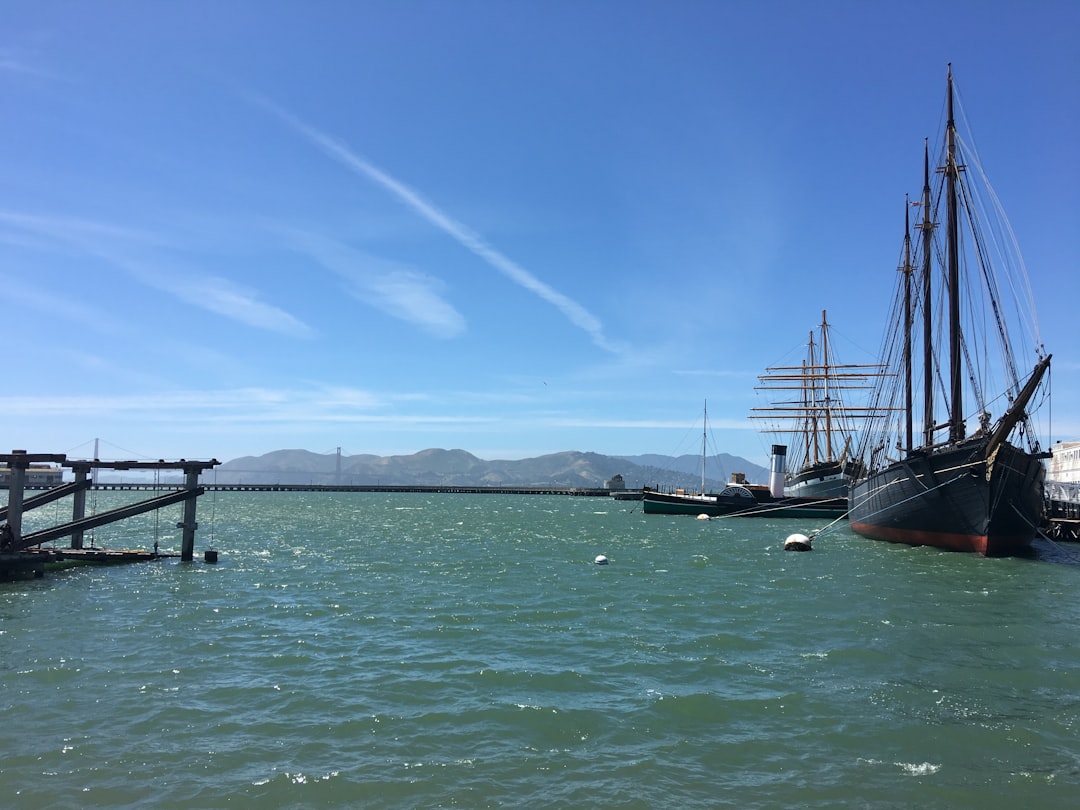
[1, 450, 219, 579]
[1046, 480, 1080, 542]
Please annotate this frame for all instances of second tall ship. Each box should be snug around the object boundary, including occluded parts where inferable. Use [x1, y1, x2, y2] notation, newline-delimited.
[750, 310, 883, 499]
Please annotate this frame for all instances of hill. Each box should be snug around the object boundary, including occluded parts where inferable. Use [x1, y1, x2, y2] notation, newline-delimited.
[211, 448, 770, 490]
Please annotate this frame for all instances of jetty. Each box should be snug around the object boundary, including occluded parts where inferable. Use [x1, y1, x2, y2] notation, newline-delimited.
[1, 450, 219, 580]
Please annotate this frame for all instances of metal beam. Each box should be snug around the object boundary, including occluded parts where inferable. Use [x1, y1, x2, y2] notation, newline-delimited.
[0, 480, 90, 522]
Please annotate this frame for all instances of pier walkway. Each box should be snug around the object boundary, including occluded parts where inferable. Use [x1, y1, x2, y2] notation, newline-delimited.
[1046, 480, 1080, 541]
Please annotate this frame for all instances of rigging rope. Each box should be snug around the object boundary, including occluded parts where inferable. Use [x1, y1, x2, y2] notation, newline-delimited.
[1012, 503, 1080, 565]
[697, 495, 845, 522]
[847, 471, 970, 526]
[806, 510, 850, 541]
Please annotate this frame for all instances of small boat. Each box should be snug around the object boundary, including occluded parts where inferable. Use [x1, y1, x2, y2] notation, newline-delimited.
[847, 65, 1051, 556]
[641, 483, 846, 519]
[640, 403, 846, 519]
[641, 477, 766, 517]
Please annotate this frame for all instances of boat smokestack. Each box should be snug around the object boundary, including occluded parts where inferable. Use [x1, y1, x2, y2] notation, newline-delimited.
[769, 445, 787, 498]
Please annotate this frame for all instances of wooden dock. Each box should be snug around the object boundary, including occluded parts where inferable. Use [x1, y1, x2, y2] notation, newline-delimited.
[53, 548, 173, 564]
[0, 450, 220, 579]
[0, 549, 61, 579]
[0, 547, 178, 579]
[1046, 480, 1080, 541]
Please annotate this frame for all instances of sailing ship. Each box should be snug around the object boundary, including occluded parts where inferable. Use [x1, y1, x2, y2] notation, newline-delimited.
[749, 310, 882, 498]
[847, 65, 1052, 556]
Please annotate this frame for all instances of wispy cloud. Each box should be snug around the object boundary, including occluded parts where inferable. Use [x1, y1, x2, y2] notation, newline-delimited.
[256, 97, 624, 353]
[0, 271, 123, 334]
[290, 230, 465, 338]
[541, 416, 757, 431]
[0, 47, 56, 79]
[0, 386, 486, 426]
[673, 368, 759, 379]
[0, 209, 315, 339]
[0, 209, 163, 245]
[138, 269, 316, 339]
[0, 383, 759, 434]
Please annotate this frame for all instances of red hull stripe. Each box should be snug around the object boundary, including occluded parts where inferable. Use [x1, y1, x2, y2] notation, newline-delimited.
[848, 522, 1035, 556]
[849, 521, 987, 554]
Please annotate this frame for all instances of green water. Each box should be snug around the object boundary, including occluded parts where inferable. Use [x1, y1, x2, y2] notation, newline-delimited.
[1, 492, 1078, 808]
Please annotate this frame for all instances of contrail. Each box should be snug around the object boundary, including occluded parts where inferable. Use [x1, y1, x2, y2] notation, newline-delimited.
[258, 98, 622, 353]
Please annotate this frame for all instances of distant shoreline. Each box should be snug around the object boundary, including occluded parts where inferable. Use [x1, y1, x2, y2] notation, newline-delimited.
[86, 482, 624, 496]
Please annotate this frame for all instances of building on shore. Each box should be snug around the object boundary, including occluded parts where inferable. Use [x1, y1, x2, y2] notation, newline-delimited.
[0, 463, 63, 488]
[1047, 441, 1080, 484]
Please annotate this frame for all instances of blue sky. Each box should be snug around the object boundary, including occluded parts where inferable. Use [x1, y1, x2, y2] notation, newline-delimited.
[1, 0, 1077, 467]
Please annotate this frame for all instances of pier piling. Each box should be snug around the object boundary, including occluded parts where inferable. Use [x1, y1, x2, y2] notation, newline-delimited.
[1, 452, 220, 572]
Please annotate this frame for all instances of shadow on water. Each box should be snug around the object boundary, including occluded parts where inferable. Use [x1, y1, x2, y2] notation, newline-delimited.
[1031, 537, 1080, 566]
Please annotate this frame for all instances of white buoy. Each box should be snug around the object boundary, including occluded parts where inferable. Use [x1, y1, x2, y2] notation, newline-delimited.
[696, 513, 711, 521]
[594, 554, 609, 565]
[784, 533, 812, 552]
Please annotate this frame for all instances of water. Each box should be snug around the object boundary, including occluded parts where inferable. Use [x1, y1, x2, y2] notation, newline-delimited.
[2, 492, 1079, 808]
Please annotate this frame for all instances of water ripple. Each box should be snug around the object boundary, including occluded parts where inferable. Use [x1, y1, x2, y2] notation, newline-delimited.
[2, 492, 1078, 808]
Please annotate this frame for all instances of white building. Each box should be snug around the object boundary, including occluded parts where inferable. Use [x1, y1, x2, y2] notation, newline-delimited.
[1047, 441, 1080, 484]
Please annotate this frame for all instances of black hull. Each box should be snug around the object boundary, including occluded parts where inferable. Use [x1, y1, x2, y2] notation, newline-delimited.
[787, 459, 864, 499]
[847, 439, 1045, 556]
[642, 489, 846, 519]
[641, 490, 757, 517]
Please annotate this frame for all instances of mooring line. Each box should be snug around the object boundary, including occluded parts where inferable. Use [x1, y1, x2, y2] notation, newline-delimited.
[1012, 502, 1080, 564]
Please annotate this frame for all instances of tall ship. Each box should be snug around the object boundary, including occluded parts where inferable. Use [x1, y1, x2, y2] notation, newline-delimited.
[750, 310, 883, 498]
[847, 65, 1052, 556]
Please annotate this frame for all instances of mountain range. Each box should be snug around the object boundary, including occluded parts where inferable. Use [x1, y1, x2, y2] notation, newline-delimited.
[208, 448, 770, 490]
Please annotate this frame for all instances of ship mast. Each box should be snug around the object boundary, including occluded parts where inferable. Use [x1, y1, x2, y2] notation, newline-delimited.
[749, 315, 888, 463]
[919, 139, 934, 447]
[945, 63, 964, 443]
[901, 196, 914, 452]
[801, 357, 812, 464]
[701, 400, 707, 494]
[807, 329, 820, 463]
[820, 310, 835, 461]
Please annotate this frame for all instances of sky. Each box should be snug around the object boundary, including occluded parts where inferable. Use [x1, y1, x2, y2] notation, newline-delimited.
[1, 0, 1078, 468]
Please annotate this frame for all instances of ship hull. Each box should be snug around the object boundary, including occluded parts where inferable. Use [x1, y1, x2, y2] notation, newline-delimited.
[787, 459, 864, 499]
[642, 489, 846, 519]
[847, 439, 1045, 556]
[642, 490, 757, 517]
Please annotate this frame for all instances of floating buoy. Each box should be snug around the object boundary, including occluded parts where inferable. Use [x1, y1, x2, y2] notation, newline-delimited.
[696, 513, 711, 521]
[594, 554, 609, 565]
[784, 533, 812, 552]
